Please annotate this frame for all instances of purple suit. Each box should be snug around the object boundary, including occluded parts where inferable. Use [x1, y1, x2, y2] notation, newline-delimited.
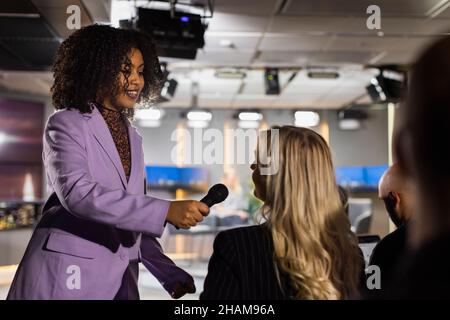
[7, 105, 191, 299]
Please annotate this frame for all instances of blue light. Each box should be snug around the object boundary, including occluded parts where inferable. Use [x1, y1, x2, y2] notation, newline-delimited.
[180, 16, 189, 22]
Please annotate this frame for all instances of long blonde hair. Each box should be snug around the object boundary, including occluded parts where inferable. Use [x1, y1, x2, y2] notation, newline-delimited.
[259, 126, 362, 299]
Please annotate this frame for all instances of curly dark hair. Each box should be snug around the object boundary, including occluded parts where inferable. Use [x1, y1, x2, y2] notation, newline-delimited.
[51, 24, 164, 114]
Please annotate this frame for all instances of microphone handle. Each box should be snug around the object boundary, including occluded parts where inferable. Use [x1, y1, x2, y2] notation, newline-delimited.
[200, 196, 214, 208]
[175, 196, 212, 230]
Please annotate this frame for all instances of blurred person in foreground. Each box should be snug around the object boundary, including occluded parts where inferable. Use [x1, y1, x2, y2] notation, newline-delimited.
[394, 35, 450, 298]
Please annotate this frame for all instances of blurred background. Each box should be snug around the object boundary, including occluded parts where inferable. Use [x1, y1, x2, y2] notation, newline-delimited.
[0, 0, 448, 299]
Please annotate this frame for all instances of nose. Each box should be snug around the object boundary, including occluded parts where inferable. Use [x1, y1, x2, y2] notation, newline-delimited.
[129, 70, 139, 85]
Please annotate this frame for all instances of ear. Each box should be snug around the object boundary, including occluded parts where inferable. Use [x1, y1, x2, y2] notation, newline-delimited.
[390, 192, 401, 213]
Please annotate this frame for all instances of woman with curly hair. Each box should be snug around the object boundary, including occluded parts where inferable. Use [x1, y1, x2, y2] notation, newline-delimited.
[7, 24, 209, 300]
[201, 126, 364, 300]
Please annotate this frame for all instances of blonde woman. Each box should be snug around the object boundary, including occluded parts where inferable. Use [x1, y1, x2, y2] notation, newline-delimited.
[200, 126, 364, 300]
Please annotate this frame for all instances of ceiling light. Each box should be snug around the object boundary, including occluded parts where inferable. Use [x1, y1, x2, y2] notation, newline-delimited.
[238, 112, 263, 121]
[307, 71, 339, 79]
[135, 108, 164, 120]
[215, 70, 246, 79]
[294, 111, 320, 127]
[339, 119, 361, 130]
[219, 39, 234, 48]
[161, 78, 178, 98]
[238, 120, 260, 129]
[138, 120, 162, 128]
[187, 110, 212, 121]
[187, 120, 209, 128]
[0, 132, 9, 145]
[382, 70, 404, 82]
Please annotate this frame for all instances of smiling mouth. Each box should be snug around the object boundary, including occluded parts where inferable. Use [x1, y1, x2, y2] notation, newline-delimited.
[125, 90, 139, 100]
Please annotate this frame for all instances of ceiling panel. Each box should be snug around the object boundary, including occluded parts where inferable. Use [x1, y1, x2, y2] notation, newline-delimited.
[207, 13, 268, 32]
[0, 17, 55, 37]
[0, 71, 51, 95]
[375, 51, 420, 64]
[204, 33, 261, 50]
[269, 16, 352, 34]
[270, 16, 450, 36]
[273, 96, 322, 108]
[198, 80, 241, 94]
[325, 35, 429, 52]
[213, 0, 275, 16]
[257, 50, 375, 65]
[31, 0, 96, 38]
[434, 5, 450, 18]
[280, 0, 443, 17]
[258, 35, 330, 51]
[198, 95, 233, 108]
[195, 49, 255, 66]
[231, 95, 277, 108]
[337, 16, 450, 35]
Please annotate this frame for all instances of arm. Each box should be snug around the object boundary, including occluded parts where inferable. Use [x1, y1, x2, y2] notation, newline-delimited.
[139, 234, 195, 298]
[200, 231, 240, 300]
[44, 112, 169, 237]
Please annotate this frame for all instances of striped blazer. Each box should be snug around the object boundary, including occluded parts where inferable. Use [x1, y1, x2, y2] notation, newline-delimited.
[200, 224, 294, 300]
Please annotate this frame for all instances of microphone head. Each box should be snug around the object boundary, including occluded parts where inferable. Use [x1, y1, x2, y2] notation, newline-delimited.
[209, 183, 229, 203]
[201, 183, 229, 207]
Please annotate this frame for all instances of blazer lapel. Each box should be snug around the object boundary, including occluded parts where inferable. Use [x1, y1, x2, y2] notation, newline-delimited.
[86, 106, 128, 189]
[126, 121, 142, 190]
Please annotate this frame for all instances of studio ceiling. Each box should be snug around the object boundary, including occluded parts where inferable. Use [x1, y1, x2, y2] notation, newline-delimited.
[1, 0, 449, 109]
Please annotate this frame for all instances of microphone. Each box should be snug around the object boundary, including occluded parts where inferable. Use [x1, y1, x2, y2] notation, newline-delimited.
[175, 184, 229, 230]
[200, 183, 229, 208]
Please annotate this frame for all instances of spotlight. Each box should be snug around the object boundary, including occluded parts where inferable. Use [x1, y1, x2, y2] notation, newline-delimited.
[161, 78, 178, 98]
[264, 68, 280, 95]
[366, 67, 405, 102]
[337, 109, 368, 130]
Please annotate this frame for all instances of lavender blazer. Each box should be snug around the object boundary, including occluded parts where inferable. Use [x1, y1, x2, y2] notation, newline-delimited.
[7, 105, 191, 299]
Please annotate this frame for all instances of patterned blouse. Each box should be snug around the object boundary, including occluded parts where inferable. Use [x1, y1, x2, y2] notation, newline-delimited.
[98, 106, 132, 181]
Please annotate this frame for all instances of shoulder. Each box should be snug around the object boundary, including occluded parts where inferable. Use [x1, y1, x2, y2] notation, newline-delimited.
[216, 224, 267, 240]
[370, 226, 407, 264]
[378, 225, 407, 249]
[44, 109, 89, 147]
[214, 224, 270, 252]
[47, 108, 87, 128]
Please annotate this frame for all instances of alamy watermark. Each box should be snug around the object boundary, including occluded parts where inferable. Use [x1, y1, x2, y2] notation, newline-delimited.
[66, 5, 81, 30]
[365, 265, 381, 290]
[66, 264, 81, 290]
[170, 128, 279, 176]
[366, 5, 382, 30]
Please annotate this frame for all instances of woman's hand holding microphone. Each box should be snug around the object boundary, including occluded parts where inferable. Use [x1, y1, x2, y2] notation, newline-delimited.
[165, 200, 210, 229]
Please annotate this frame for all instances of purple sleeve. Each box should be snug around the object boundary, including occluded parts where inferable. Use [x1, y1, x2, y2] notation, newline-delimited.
[140, 234, 193, 294]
